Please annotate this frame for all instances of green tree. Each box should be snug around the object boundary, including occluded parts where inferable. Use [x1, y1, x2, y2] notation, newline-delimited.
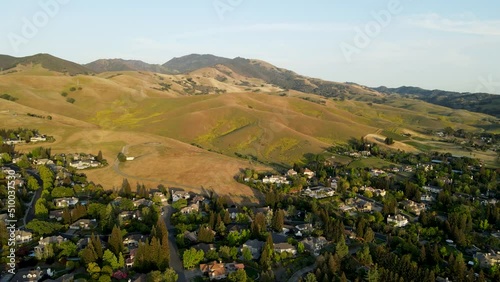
[103, 249, 120, 270]
[298, 242, 305, 254]
[335, 235, 349, 259]
[366, 265, 379, 282]
[87, 262, 101, 280]
[58, 241, 78, 258]
[164, 268, 178, 282]
[35, 198, 48, 218]
[242, 247, 253, 261]
[182, 248, 204, 269]
[228, 269, 247, 282]
[108, 225, 124, 256]
[272, 209, 285, 232]
[27, 176, 40, 191]
[117, 152, 127, 163]
[305, 273, 317, 282]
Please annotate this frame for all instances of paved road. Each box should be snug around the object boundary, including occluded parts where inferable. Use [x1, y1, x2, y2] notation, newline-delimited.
[287, 263, 317, 282]
[162, 204, 187, 282]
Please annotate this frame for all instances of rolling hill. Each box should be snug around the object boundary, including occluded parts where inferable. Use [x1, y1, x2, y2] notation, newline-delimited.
[85, 59, 173, 74]
[374, 86, 500, 118]
[1, 53, 499, 199]
[0, 53, 92, 75]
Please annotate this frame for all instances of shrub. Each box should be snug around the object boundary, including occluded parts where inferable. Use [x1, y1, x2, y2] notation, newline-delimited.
[66, 97, 76, 104]
[61, 92, 68, 97]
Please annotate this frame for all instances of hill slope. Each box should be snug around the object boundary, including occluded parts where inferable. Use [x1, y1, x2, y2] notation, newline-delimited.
[85, 59, 173, 74]
[374, 86, 500, 118]
[0, 53, 92, 75]
[163, 54, 231, 73]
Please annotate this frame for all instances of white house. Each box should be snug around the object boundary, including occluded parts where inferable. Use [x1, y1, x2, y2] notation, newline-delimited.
[303, 168, 315, 179]
[15, 230, 33, 244]
[387, 214, 409, 227]
[274, 243, 297, 255]
[172, 190, 190, 202]
[53, 197, 79, 208]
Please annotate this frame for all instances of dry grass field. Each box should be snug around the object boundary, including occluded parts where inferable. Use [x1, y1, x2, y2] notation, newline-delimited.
[1, 64, 499, 202]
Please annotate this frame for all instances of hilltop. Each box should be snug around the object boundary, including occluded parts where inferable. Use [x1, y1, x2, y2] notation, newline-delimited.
[85, 58, 173, 74]
[374, 86, 500, 118]
[1, 53, 499, 196]
[0, 53, 92, 75]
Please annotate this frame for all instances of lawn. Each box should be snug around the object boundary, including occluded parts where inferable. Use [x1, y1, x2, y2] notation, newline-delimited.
[347, 157, 395, 169]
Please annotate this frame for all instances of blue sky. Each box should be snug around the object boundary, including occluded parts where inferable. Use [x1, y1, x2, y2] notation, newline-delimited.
[1, 0, 499, 93]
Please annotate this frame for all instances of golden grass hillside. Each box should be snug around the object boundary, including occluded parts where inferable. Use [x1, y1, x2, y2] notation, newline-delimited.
[1, 64, 499, 198]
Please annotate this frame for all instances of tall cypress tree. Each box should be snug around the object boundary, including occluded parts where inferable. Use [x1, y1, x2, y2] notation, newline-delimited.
[109, 225, 124, 256]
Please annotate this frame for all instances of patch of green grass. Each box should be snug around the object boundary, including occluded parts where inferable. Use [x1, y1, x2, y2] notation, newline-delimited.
[405, 141, 436, 151]
[348, 157, 395, 169]
[382, 129, 409, 141]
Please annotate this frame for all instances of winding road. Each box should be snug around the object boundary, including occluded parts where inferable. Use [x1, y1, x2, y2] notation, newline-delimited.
[162, 204, 187, 281]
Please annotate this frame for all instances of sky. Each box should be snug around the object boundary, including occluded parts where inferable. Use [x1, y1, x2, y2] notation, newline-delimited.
[1, 0, 500, 93]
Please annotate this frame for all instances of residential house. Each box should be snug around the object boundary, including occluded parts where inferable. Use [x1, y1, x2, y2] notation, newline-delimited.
[123, 234, 146, 248]
[191, 195, 205, 203]
[35, 236, 66, 252]
[423, 186, 442, 194]
[355, 199, 373, 213]
[172, 190, 190, 202]
[133, 198, 152, 207]
[241, 239, 264, 259]
[69, 219, 97, 230]
[49, 210, 64, 221]
[303, 168, 315, 179]
[34, 158, 54, 166]
[301, 236, 328, 256]
[294, 223, 313, 237]
[420, 194, 435, 202]
[400, 200, 427, 215]
[387, 214, 409, 227]
[181, 202, 200, 214]
[9, 268, 44, 282]
[184, 230, 198, 243]
[193, 243, 216, 253]
[226, 208, 241, 220]
[274, 243, 297, 255]
[119, 211, 135, 221]
[262, 175, 290, 185]
[302, 186, 335, 199]
[287, 169, 298, 177]
[30, 135, 47, 142]
[15, 230, 33, 244]
[152, 191, 168, 203]
[200, 261, 245, 281]
[475, 251, 500, 268]
[361, 186, 386, 197]
[53, 197, 79, 208]
[252, 206, 271, 217]
[126, 248, 138, 268]
[200, 261, 227, 280]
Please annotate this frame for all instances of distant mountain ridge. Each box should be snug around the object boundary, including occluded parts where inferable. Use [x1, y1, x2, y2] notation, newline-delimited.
[374, 86, 500, 118]
[1, 52, 498, 118]
[84, 58, 172, 74]
[0, 53, 92, 75]
[163, 54, 232, 73]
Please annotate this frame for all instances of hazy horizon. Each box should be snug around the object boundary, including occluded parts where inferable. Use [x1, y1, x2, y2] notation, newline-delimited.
[1, 0, 499, 94]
